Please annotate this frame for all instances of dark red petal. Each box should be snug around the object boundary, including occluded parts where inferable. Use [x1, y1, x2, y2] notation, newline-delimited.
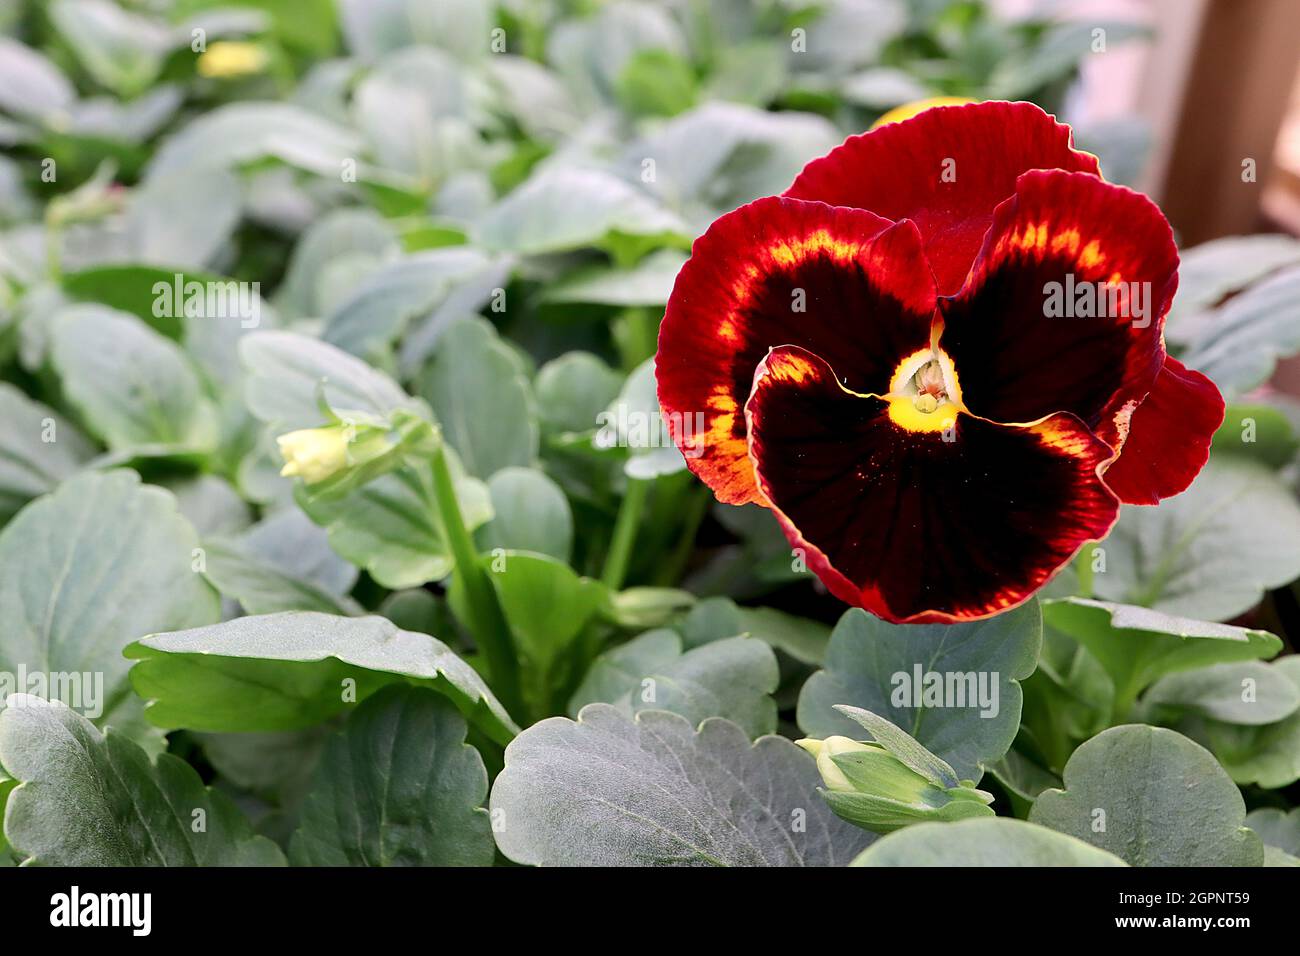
[937, 169, 1179, 449]
[1102, 356, 1225, 505]
[657, 196, 936, 506]
[785, 101, 1099, 295]
[745, 346, 1119, 623]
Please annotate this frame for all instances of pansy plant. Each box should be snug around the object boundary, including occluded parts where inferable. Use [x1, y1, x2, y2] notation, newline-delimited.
[657, 101, 1226, 624]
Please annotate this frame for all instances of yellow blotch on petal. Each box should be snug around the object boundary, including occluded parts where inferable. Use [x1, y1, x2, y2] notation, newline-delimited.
[764, 351, 822, 386]
[1079, 239, 1105, 269]
[765, 229, 860, 269]
[1048, 229, 1108, 270]
[871, 96, 977, 129]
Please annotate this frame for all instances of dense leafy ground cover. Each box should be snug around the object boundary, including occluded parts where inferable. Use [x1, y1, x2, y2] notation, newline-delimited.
[0, 0, 1298, 867]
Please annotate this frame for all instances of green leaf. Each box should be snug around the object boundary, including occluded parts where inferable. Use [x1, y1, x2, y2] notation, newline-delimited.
[0, 696, 285, 866]
[1019, 626, 1115, 770]
[126, 611, 519, 745]
[986, 749, 1062, 811]
[452, 550, 607, 713]
[295, 455, 492, 590]
[540, 249, 687, 307]
[377, 588, 448, 637]
[489, 705, 871, 866]
[1199, 656, 1300, 789]
[125, 168, 242, 271]
[797, 601, 1042, 781]
[566, 629, 679, 712]
[240, 507, 356, 592]
[988, 20, 1149, 99]
[277, 207, 399, 319]
[338, 0, 490, 60]
[1141, 661, 1299, 725]
[534, 352, 624, 434]
[417, 317, 539, 478]
[185, 0, 338, 57]
[620, 102, 840, 226]
[703, 40, 787, 107]
[1029, 725, 1263, 866]
[0, 37, 75, 121]
[544, 0, 687, 108]
[240, 330, 420, 430]
[51, 305, 218, 453]
[201, 537, 361, 616]
[164, 474, 253, 537]
[323, 249, 497, 360]
[476, 467, 573, 563]
[851, 818, 1127, 867]
[601, 357, 686, 479]
[791, 0, 905, 72]
[1091, 459, 1300, 620]
[680, 596, 831, 665]
[601, 587, 695, 630]
[349, 47, 488, 183]
[1180, 264, 1300, 396]
[473, 167, 688, 256]
[0, 470, 219, 749]
[615, 48, 697, 117]
[146, 102, 361, 179]
[569, 631, 778, 738]
[840, 67, 931, 109]
[1211, 403, 1299, 469]
[834, 705, 962, 789]
[60, 263, 208, 339]
[1167, 234, 1300, 341]
[289, 685, 494, 866]
[0, 383, 95, 524]
[485, 55, 580, 142]
[1073, 117, 1151, 187]
[1246, 807, 1300, 858]
[49, 0, 172, 98]
[196, 726, 328, 807]
[1043, 598, 1281, 719]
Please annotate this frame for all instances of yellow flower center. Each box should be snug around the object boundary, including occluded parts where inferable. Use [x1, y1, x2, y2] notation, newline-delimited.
[886, 350, 963, 433]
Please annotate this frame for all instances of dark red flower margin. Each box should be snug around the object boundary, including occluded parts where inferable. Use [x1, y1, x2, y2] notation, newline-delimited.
[656, 101, 1225, 624]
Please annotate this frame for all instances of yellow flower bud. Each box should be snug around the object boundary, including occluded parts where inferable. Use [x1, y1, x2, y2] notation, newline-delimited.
[796, 736, 882, 792]
[277, 426, 350, 484]
[872, 96, 977, 130]
[197, 41, 269, 79]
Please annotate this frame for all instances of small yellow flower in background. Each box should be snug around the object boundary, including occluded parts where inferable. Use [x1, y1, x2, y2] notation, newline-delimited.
[197, 41, 269, 79]
[871, 96, 976, 129]
[796, 736, 880, 792]
[277, 426, 350, 484]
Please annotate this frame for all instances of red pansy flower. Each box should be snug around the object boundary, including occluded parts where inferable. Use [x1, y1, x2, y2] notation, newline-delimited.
[656, 101, 1225, 624]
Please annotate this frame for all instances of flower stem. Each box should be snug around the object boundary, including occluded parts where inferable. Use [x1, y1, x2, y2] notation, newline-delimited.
[429, 442, 524, 721]
[1075, 545, 1095, 599]
[655, 483, 710, 586]
[601, 476, 649, 589]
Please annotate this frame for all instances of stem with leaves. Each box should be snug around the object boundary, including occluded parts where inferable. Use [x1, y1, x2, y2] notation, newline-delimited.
[656, 482, 710, 586]
[602, 476, 649, 589]
[428, 440, 524, 721]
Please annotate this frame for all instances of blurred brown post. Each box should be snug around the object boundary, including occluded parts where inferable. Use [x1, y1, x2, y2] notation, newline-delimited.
[1155, 0, 1300, 245]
